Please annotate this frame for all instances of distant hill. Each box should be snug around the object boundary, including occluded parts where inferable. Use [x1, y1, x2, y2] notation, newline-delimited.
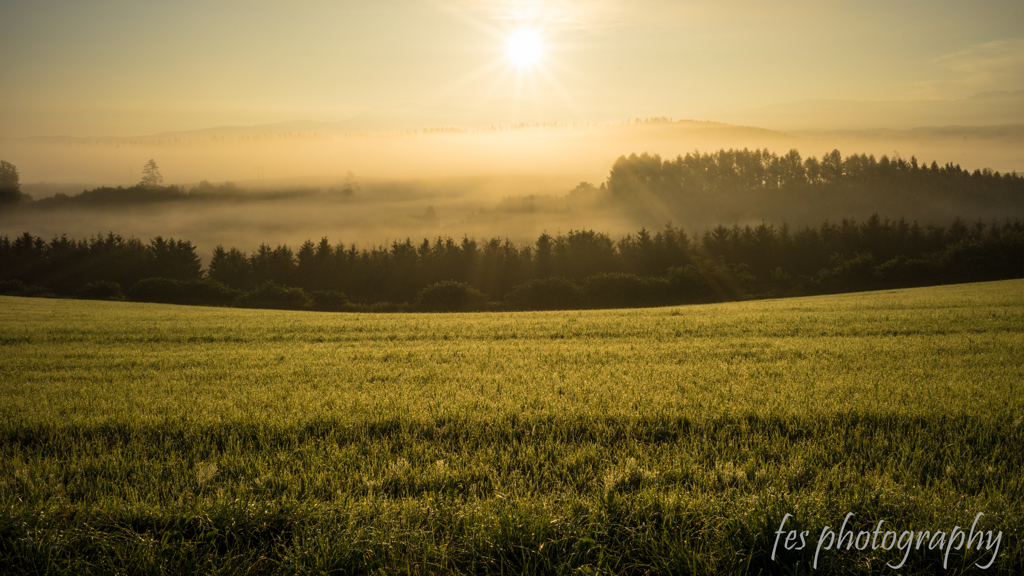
[698, 90, 1024, 131]
[792, 124, 1024, 144]
[5, 117, 794, 145]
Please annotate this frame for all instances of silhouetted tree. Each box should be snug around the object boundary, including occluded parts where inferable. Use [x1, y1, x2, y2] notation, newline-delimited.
[140, 159, 163, 188]
[0, 160, 22, 205]
[534, 233, 553, 278]
[249, 244, 295, 286]
[209, 246, 252, 290]
[147, 236, 201, 281]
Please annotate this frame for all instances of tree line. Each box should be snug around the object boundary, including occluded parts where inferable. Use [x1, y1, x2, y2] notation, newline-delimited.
[2, 215, 1021, 311]
[607, 148, 1024, 225]
[0, 158, 284, 208]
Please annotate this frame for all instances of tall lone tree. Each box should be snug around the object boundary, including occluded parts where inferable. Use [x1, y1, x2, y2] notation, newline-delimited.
[0, 160, 22, 204]
[140, 159, 163, 188]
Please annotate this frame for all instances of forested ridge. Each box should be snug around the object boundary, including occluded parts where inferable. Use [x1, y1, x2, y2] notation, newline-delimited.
[607, 148, 1024, 224]
[2, 214, 1021, 311]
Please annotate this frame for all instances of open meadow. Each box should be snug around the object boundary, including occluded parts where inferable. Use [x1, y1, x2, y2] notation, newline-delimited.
[1, 280, 1022, 574]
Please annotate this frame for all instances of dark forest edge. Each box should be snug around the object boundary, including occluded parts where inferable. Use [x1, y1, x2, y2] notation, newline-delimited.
[2, 214, 1022, 312]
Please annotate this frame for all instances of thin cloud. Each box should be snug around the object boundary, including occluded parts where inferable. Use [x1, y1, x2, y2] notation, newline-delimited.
[931, 38, 1024, 89]
[905, 38, 1024, 99]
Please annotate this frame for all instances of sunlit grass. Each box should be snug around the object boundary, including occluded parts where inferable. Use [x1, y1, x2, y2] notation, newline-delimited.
[1, 280, 1022, 574]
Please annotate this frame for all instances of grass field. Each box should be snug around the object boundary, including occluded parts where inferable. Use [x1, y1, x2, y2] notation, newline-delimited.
[1, 280, 1022, 574]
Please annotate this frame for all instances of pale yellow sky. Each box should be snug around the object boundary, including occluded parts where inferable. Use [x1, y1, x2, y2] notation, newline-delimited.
[1, 0, 1022, 137]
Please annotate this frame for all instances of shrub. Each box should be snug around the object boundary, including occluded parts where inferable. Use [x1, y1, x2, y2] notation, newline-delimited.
[817, 253, 879, 293]
[416, 281, 487, 312]
[128, 277, 241, 306]
[938, 237, 1024, 284]
[583, 273, 649, 309]
[185, 279, 242, 306]
[362, 301, 411, 313]
[76, 281, 123, 300]
[235, 282, 309, 310]
[0, 279, 27, 296]
[666, 265, 718, 303]
[309, 290, 350, 312]
[769, 267, 794, 296]
[129, 277, 185, 303]
[0, 279, 54, 298]
[504, 278, 583, 310]
[20, 285, 57, 298]
[643, 276, 673, 306]
[878, 255, 939, 288]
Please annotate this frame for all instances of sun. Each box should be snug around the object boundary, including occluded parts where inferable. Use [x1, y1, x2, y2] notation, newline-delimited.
[425, 16, 577, 118]
[506, 30, 543, 68]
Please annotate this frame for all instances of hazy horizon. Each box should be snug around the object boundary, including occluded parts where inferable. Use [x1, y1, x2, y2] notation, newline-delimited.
[3, 118, 1023, 187]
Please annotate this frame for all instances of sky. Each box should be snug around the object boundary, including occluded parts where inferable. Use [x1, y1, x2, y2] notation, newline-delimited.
[1, 0, 1023, 138]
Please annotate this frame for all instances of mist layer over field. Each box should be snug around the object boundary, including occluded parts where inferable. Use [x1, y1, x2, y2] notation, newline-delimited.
[3, 120, 1024, 263]
[4, 175, 626, 259]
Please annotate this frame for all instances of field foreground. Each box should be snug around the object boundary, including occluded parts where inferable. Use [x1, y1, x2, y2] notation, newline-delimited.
[1, 281, 1022, 574]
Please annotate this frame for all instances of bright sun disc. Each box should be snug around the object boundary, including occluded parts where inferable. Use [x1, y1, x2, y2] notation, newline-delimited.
[507, 30, 542, 67]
